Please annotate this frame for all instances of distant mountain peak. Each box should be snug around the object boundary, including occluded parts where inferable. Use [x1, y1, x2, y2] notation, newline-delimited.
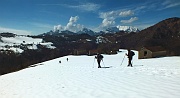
[44, 25, 140, 36]
[117, 25, 139, 32]
[105, 27, 120, 33]
[104, 26, 139, 33]
[77, 28, 95, 36]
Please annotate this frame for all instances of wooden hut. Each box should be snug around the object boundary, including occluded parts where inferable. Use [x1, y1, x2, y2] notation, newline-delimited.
[88, 49, 99, 55]
[73, 49, 87, 55]
[138, 46, 167, 59]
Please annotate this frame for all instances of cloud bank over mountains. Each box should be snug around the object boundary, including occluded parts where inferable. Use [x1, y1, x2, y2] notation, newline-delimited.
[53, 2, 142, 33]
[54, 9, 138, 33]
[53, 16, 139, 33]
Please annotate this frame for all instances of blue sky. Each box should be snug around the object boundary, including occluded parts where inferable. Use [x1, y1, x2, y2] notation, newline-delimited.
[0, 0, 180, 35]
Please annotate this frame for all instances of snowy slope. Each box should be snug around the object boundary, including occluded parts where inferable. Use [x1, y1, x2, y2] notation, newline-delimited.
[1, 36, 42, 44]
[0, 35, 55, 53]
[0, 50, 180, 98]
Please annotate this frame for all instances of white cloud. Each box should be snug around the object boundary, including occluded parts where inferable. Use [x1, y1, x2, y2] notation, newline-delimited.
[99, 10, 136, 29]
[54, 16, 84, 32]
[134, 6, 147, 11]
[121, 17, 138, 24]
[54, 25, 64, 31]
[163, 2, 180, 9]
[0, 26, 32, 35]
[69, 16, 79, 23]
[99, 11, 119, 19]
[39, 2, 101, 12]
[101, 18, 115, 28]
[162, 0, 171, 5]
[67, 3, 101, 12]
[119, 10, 134, 17]
[65, 16, 84, 32]
[159, 0, 180, 10]
[99, 11, 120, 29]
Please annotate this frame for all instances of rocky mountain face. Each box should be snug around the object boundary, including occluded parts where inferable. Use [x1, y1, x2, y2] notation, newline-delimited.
[119, 17, 180, 55]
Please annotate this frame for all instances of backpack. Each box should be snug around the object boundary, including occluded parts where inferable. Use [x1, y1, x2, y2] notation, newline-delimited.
[100, 54, 104, 59]
[95, 54, 103, 60]
[131, 51, 135, 56]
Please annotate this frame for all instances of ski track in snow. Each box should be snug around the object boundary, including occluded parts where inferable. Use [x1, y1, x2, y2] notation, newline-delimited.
[0, 50, 180, 98]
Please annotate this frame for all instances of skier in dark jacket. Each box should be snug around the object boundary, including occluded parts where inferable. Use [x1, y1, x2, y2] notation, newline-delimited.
[126, 49, 135, 67]
[95, 53, 104, 68]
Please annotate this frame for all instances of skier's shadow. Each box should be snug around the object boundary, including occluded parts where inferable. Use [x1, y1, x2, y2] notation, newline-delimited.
[133, 65, 144, 67]
[101, 66, 112, 68]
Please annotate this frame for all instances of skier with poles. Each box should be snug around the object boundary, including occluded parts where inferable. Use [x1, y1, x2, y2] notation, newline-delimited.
[126, 49, 135, 67]
[95, 53, 104, 68]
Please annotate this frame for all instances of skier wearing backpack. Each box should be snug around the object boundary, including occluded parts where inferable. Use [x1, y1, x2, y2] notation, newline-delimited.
[126, 49, 135, 67]
[95, 53, 104, 68]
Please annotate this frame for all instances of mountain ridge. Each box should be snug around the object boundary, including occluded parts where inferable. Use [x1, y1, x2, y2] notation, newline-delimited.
[121, 17, 180, 54]
[43, 26, 139, 36]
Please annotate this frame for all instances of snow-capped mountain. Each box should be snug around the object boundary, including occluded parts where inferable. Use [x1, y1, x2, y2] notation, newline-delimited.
[77, 28, 95, 36]
[104, 26, 139, 34]
[105, 27, 120, 33]
[117, 25, 139, 32]
[44, 26, 139, 36]
[43, 30, 75, 35]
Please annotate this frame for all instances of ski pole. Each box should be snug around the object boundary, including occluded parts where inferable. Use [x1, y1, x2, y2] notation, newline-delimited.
[120, 55, 126, 66]
[102, 59, 105, 67]
[93, 58, 95, 68]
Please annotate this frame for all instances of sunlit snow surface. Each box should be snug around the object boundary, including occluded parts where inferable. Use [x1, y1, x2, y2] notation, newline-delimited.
[0, 36, 55, 53]
[0, 50, 180, 98]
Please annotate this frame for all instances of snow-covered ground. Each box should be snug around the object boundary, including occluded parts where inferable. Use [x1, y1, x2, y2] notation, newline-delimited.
[0, 35, 55, 53]
[1, 35, 42, 44]
[0, 50, 180, 98]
